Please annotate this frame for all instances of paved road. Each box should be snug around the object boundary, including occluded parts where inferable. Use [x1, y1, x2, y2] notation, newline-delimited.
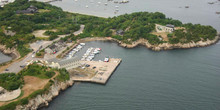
[1, 25, 85, 74]
[74, 25, 85, 36]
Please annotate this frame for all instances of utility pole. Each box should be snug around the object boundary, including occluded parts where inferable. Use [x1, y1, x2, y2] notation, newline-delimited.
[72, 16, 78, 24]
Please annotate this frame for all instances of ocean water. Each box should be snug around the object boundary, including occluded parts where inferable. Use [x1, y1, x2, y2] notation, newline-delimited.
[42, 41, 220, 110]
[49, 0, 220, 31]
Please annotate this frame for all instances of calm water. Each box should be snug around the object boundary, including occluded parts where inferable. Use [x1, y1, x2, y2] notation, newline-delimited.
[37, 0, 220, 110]
[0, 52, 12, 64]
[42, 41, 220, 110]
[48, 0, 220, 31]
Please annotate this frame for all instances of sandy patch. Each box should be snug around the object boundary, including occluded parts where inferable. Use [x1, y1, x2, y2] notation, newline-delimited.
[151, 31, 169, 41]
[32, 29, 56, 38]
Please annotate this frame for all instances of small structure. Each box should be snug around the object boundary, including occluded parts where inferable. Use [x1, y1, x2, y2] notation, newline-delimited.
[155, 24, 175, 33]
[49, 44, 57, 53]
[46, 57, 81, 70]
[116, 29, 124, 36]
[16, 5, 38, 14]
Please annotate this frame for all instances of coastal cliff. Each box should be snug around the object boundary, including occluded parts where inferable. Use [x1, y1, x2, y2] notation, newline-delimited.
[0, 44, 20, 60]
[76, 34, 220, 51]
[15, 79, 74, 110]
[117, 35, 220, 51]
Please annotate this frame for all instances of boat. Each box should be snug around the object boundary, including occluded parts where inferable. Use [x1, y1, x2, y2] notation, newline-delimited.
[104, 57, 109, 62]
[80, 43, 86, 46]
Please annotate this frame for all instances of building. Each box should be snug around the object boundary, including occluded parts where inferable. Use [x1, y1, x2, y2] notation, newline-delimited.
[116, 29, 124, 36]
[46, 57, 81, 70]
[155, 24, 175, 33]
[16, 5, 38, 14]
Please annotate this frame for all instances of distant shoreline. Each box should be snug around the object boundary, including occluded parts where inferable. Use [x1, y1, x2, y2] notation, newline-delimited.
[59, 35, 220, 58]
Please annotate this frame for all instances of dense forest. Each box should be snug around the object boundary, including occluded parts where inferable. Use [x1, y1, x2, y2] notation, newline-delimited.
[0, 0, 217, 56]
[0, 0, 80, 56]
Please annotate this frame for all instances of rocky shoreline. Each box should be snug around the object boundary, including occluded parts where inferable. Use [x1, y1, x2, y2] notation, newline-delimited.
[15, 79, 74, 110]
[0, 44, 20, 63]
[78, 35, 220, 51]
[58, 34, 220, 58]
[117, 35, 220, 51]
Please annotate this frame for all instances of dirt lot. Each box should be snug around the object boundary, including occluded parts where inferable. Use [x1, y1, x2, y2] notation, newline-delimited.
[151, 31, 169, 41]
[32, 29, 56, 38]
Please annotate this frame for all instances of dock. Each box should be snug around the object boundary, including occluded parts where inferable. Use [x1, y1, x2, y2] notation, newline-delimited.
[70, 58, 121, 84]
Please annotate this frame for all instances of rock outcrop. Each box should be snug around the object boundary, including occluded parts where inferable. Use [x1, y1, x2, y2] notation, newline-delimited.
[116, 36, 220, 51]
[15, 79, 74, 110]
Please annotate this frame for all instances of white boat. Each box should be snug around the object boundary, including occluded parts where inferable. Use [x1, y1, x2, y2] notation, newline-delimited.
[104, 57, 109, 62]
[86, 5, 88, 8]
[80, 43, 86, 46]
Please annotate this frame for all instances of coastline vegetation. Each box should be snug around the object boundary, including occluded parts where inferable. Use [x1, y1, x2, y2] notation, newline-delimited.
[0, 0, 218, 57]
[0, 73, 23, 91]
[0, 80, 54, 110]
[0, 63, 71, 110]
[21, 64, 55, 79]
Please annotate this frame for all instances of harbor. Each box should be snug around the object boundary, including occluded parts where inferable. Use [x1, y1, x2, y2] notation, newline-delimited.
[70, 58, 121, 84]
[63, 42, 122, 84]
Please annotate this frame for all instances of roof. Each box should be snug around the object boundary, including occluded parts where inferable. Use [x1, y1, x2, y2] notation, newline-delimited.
[166, 24, 175, 28]
[47, 58, 59, 64]
[16, 5, 38, 14]
[58, 57, 80, 66]
[49, 45, 57, 49]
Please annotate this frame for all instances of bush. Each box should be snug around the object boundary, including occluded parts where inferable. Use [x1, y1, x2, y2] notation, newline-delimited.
[22, 64, 55, 79]
[49, 35, 58, 40]
[55, 68, 70, 82]
[167, 33, 173, 38]
[0, 73, 23, 91]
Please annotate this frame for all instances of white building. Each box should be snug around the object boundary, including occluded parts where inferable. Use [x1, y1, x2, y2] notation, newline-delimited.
[155, 24, 175, 33]
[46, 57, 81, 70]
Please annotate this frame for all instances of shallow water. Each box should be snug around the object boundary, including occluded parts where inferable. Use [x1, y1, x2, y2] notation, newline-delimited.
[42, 41, 220, 110]
[0, 52, 12, 64]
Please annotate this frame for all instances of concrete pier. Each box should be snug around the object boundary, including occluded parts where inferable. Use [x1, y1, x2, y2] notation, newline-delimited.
[70, 58, 121, 84]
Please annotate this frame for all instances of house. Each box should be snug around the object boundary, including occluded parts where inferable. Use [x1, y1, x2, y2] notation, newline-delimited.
[116, 29, 124, 36]
[155, 24, 175, 33]
[49, 44, 57, 52]
[16, 5, 38, 14]
[46, 57, 81, 70]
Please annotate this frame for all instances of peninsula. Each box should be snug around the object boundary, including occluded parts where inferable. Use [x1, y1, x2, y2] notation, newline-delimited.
[0, 0, 219, 110]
